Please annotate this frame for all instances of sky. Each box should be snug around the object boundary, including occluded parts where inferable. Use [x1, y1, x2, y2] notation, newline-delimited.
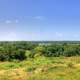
[0, 0, 80, 41]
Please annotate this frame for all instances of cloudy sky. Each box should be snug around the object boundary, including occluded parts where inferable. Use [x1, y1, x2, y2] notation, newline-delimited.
[0, 0, 80, 41]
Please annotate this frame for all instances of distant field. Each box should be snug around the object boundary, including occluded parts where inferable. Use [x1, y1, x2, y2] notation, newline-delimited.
[0, 57, 80, 80]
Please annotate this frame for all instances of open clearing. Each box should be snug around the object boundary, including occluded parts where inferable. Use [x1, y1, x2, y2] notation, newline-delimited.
[0, 57, 80, 80]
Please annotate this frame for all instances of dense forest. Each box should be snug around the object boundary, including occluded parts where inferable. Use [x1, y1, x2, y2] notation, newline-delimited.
[0, 41, 80, 61]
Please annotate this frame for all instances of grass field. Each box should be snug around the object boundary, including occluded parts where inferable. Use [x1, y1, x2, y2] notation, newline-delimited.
[0, 57, 80, 80]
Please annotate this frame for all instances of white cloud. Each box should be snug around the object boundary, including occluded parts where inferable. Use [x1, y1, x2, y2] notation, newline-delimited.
[5, 20, 12, 24]
[73, 34, 79, 38]
[15, 19, 19, 23]
[55, 32, 63, 37]
[5, 19, 19, 24]
[33, 16, 44, 20]
[0, 32, 18, 41]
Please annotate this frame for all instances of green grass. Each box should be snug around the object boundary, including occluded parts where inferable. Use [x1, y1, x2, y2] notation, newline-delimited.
[0, 57, 80, 80]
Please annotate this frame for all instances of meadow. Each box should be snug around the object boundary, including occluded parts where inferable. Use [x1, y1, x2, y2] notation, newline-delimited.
[0, 56, 80, 80]
[0, 41, 80, 80]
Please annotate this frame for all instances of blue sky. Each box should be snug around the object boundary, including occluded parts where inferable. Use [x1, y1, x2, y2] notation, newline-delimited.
[0, 0, 80, 41]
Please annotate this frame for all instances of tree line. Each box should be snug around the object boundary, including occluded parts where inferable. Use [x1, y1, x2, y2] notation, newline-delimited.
[0, 41, 80, 61]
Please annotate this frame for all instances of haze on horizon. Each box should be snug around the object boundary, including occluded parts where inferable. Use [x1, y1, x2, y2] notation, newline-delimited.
[0, 0, 80, 41]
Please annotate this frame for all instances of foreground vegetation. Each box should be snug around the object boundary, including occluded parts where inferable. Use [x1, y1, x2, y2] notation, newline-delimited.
[0, 41, 80, 80]
[0, 57, 80, 80]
